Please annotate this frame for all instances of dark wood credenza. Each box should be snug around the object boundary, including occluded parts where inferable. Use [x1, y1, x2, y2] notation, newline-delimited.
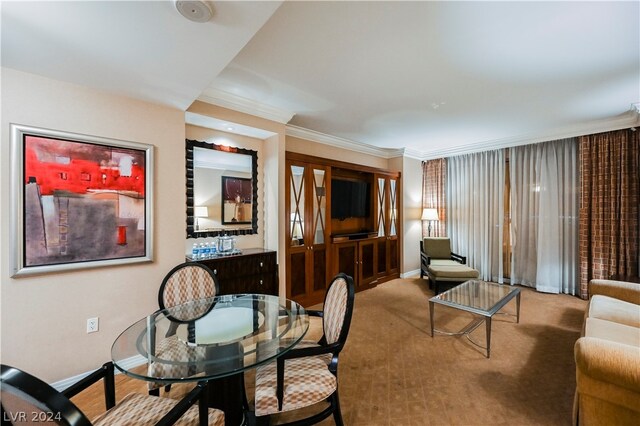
[187, 248, 278, 296]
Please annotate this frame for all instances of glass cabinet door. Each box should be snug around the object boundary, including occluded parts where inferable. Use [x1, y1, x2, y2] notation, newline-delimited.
[389, 178, 397, 237]
[289, 165, 306, 247]
[311, 168, 326, 245]
[377, 177, 386, 237]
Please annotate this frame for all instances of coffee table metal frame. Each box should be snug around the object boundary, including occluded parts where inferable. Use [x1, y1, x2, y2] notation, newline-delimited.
[429, 280, 521, 358]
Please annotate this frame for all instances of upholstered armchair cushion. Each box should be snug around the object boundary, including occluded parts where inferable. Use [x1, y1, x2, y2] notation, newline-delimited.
[254, 356, 337, 417]
[93, 392, 225, 426]
[588, 279, 640, 305]
[574, 337, 640, 425]
[587, 295, 640, 329]
[423, 237, 452, 259]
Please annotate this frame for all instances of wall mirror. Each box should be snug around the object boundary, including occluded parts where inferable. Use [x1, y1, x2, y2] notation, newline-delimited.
[186, 139, 258, 238]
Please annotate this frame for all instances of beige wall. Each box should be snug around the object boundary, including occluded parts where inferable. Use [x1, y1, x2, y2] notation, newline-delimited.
[1, 68, 186, 382]
[185, 125, 266, 252]
[399, 156, 423, 276]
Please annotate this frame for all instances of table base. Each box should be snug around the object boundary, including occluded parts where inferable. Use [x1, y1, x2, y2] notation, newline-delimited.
[429, 292, 520, 358]
[207, 373, 246, 426]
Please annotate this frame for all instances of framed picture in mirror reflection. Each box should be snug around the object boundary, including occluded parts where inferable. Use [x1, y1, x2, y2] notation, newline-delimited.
[221, 176, 252, 224]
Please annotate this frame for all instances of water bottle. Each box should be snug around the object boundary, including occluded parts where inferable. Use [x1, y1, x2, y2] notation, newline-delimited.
[202, 242, 211, 258]
[191, 242, 199, 259]
[210, 238, 217, 256]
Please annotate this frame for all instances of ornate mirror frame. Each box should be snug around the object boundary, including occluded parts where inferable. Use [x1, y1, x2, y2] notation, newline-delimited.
[186, 139, 258, 238]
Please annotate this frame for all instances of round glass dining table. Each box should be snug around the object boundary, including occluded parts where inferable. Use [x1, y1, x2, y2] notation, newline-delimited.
[111, 294, 308, 425]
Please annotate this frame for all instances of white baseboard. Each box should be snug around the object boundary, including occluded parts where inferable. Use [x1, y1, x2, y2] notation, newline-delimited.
[50, 355, 146, 392]
[401, 269, 421, 278]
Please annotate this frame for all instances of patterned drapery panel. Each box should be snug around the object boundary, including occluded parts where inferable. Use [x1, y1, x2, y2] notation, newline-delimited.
[421, 158, 447, 237]
[578, 129, 640, 299]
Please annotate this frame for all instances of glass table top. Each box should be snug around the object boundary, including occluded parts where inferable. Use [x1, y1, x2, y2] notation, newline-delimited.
[111, 294, 308, 383]
[429, 280, 520, 317]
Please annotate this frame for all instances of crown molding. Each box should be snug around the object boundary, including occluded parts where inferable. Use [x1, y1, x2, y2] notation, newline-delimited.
[197, 88, 295, 124]
[401, 147, 424, 160]
[286, 125, 404, 159]
[420, 110, 640, 160]
[197, 92, 639, 160]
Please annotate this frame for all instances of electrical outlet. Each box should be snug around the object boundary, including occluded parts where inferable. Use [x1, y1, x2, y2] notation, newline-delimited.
[87, 317, 99, 333]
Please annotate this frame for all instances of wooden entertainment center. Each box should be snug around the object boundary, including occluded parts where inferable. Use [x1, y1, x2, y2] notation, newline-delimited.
[285, 152, 401, 306]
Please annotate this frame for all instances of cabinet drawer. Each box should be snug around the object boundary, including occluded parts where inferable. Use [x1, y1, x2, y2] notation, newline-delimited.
[218, 273, 277, 296]
[244, 253, 277, 275]
[195, 258, 233, 280]
[197, 253, 275, 278]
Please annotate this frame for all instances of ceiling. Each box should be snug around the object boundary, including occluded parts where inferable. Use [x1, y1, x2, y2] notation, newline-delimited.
[3, 1, 639, 159]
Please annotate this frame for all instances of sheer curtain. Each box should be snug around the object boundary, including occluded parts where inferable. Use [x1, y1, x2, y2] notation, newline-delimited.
[510, 138, 578, 294]
[447, 150, 505, 283]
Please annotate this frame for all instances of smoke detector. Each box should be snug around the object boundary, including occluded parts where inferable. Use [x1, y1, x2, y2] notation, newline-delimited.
[175, 1, 214, 23]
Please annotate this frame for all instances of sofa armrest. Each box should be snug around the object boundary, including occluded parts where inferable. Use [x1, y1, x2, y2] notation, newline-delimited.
[589, 279, 640, 304]
[575, 337, 640, 394]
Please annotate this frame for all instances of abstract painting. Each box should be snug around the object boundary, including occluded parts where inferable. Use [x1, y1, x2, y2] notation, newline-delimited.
[10, 124, 153, 276]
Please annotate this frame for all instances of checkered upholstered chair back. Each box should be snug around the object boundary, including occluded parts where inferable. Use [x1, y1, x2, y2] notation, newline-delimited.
[158, 262, 219, 322]
[323, 273, 355, 347]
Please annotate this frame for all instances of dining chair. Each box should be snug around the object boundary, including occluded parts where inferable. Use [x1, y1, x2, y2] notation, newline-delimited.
[149, 262, 220, 395]
[253, 273, 355, 426]
[0, 362, 224, 426]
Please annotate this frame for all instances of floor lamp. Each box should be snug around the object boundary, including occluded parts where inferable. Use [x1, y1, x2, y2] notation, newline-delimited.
[421, 208, 440, 237]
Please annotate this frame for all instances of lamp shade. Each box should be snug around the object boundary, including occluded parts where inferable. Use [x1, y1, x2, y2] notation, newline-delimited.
[421, 208, 439, 221]
[194, 206, 208, 217]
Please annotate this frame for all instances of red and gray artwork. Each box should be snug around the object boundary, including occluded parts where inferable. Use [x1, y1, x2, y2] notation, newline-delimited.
[23, 135, 146, 267]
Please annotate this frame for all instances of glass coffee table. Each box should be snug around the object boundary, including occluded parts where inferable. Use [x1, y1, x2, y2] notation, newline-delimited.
[429, 280, 520, 358]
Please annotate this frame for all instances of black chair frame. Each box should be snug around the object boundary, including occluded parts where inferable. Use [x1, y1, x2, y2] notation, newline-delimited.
[0, 362, 209, 426]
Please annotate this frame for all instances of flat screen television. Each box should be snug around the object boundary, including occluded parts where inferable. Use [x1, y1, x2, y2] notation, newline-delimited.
[331, 179, 370, 220]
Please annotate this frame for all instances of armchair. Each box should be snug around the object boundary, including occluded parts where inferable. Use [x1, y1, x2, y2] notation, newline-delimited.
[574, 279, 640, 425]
[0, 361, 224, 426]
[420, 237, 479, 294]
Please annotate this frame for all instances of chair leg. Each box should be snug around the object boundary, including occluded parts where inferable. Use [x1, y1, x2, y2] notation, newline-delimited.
[255, 415, 271, 426]
[331, 390, 344, 426]
[149, 388, 160, 397]
[164, 384, 172, 393]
